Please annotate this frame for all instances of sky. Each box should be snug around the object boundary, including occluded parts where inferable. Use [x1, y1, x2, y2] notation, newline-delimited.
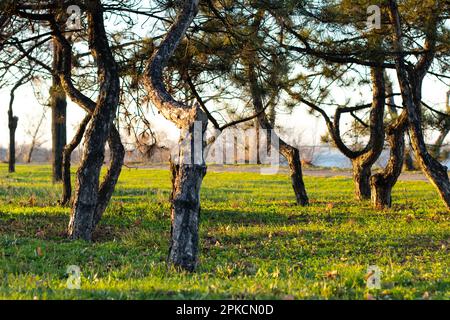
[0, 73, 448, 152]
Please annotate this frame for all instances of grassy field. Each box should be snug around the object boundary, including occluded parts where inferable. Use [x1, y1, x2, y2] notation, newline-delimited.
[0, 164, 448, 300]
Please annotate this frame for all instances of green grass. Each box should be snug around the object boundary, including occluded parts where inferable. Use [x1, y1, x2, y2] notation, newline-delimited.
[0, 164, 448, 300]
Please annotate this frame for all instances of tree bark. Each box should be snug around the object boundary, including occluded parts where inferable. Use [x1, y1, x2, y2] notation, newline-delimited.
[389, 0, 450, 210]
[7, 74, 29, 173]
[350, 67, 386, 200]
[67, 2, 121, 240]
[403, 149, 416, 171]
[282, 146, 309, 206]
[168, 119, 207, 272]
[51, 39, 67, 183]
[144, 0, 207, 271]
[371, 112, 407, 209]
[352, 160, 372, 200]
[46, 1, 124, 239]
[255, 119, 261, 164]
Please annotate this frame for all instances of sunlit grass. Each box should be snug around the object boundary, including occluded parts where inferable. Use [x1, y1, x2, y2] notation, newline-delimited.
[0, 164, 449, 300]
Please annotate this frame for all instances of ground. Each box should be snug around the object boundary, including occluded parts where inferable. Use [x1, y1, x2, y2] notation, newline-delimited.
[0, 164, 448, 300]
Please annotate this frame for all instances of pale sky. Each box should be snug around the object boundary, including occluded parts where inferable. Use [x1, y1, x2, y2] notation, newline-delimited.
[0, 72, 448, 151]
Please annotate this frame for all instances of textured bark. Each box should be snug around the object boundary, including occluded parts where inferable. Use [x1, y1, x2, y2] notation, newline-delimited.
[144, 0, 207, 271]
[68, 2, 121, 240]
[371, 112, 408, 209]
[45, 1, 124, 238]
[352, 160, 372, 200]
[51, 38, 67, 183]
[61, 115, 91, 206]
[311, 68, 385, 200]
[350, 68, 386, 200]
[283, 146, 309, 206]
[389, 0, 450, 210]
[168, 119, 207, 272]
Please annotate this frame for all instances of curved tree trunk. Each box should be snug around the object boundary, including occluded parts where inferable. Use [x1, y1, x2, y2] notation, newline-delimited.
[281, 145, 309, 206]
[350, 67, 386, 200]
[247, 60, 309, 205]
[51, 39, 67, 183]
[371, 112, 407, 209]
[144, 0, 207, 271]
[7, 74, 29, 173]
[68, 3, 121, 240]
[47, 0, 124, 239]
[389, 0, 450, 210]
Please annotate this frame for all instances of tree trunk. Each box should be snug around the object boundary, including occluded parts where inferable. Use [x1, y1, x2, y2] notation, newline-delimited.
[351, 67, 386, 200]
[281, 146, 309, 205]
[25, 141, 34, 164]
[67, 4, 121, 240]
[371, 112, 407, 209]
[168, 122, 207, 271]
[51, 39, 67, 183]
[403, 149, 416, 171]
[8, 112, 18, 173]
[352, 159, 372, 200]
[143, 0, 207, 270]
[389, 0, 450, 209]
[246, 58, 309, 206]
[61, 115, 91, 206]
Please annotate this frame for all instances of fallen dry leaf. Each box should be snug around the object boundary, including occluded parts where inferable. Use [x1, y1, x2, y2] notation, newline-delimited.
[35, 247, 43, 257]
[325, 270, 338, 279]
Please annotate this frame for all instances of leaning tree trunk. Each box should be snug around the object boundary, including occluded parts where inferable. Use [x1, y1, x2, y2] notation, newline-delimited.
[389, 0, 450, 210]
[51, 39, 67, 183]
[8, 110, 18, 173]
[144, 0, 208, 271]
[281, 145, 309, 206]
[371, 112, 407, 209]
[67, 4, 121, 240]
[247, 61, 309, 206]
